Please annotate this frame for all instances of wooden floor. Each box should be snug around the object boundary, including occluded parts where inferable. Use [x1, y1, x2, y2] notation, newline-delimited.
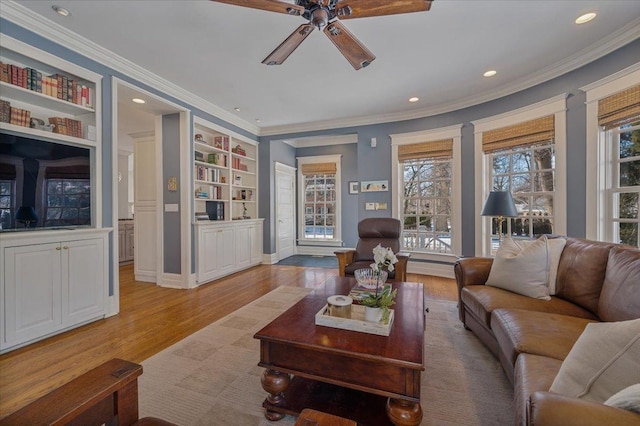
[0, 262, 456, 419]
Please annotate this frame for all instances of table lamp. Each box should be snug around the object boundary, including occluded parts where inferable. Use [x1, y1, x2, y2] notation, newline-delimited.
[16, 206, 38, 228]
[481, 191, 518, 243]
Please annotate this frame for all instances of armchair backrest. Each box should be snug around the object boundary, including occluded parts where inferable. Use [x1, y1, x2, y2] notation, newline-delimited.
[353, 218, 402, 261]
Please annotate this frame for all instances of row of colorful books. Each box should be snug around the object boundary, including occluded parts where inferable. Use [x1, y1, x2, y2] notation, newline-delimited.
[194, 165, 225, 183]
[0, 62, 94, 109]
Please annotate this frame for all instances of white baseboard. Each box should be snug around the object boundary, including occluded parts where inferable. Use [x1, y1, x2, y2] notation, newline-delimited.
[263, 253, 278, 264]
[158, 273, 188, 289]
[407, 261, 455, 279]
[105, 294, 119, 317]
[135, 273, 156, 283]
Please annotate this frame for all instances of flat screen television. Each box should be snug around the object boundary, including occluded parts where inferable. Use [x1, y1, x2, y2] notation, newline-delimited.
[0, 132, 93, 232]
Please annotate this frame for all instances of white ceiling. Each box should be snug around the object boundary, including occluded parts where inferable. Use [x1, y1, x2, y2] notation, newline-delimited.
[10, 0, 640, 135]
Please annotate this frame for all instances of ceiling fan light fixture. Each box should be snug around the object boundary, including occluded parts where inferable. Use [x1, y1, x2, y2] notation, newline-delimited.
[483, 70, 497, 77]
[311, 8, 329, 30]
[409, 97, 419, 103]
[575, 12, 596, 24]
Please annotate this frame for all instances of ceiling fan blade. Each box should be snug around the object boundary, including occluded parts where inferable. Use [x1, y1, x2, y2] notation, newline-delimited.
[335, 0, 432, 19]
[323, 21, 375, 70]
[262, 24, 315, 66]
[210, 0, 305, 16]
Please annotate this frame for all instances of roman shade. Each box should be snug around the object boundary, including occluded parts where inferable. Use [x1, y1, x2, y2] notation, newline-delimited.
[300, 162, 337, 175]
[398, 138, 453, 161]
[45, 165, 90, 179]
[598, 84, 640, 130]
[0, 163, 16, 180]
[482, 115, 555, 153]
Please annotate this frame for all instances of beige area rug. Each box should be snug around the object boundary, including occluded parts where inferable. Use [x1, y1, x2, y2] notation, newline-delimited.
[139, 287, 513, 425]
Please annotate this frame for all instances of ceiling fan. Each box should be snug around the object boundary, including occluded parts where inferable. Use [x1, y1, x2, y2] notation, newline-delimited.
[211, 0, 433, 70]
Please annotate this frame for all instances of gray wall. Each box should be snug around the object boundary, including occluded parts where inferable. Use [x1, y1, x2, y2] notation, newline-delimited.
[259, 38, 640, 256]
[162, 114, 181, 274]
[3, 16, 639, 278]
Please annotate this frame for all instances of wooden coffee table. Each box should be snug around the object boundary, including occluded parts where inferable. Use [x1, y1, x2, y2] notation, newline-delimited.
[254, 277, 425, 426]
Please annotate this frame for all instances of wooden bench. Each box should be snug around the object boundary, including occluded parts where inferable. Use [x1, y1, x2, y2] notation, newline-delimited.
[0, 358, 175, 426]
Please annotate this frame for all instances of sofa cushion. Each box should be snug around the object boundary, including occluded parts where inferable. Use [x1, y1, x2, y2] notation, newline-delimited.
[598, 246, 640, 322]
[549, 319, 640, 403]
[514, 353, 563, 426]
[486, 236, 551, 300]
[518, 236, 567, 295]
[555, 238, 616, 316]
[461, 286, 598, 329]
[491, 308, 596, 370]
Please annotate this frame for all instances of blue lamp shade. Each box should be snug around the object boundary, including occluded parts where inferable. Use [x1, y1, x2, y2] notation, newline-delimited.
[16, 206, 38, 227]
[481, 191, 518, 217]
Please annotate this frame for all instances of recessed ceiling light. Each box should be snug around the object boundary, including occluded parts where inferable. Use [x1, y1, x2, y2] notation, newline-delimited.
[483, 70, 497, 77]
[234, 107, 241, 112]
[52, 5, 70, 17]
[575, 12, 596, 24]
[409, 97, 419, 103]
[132, 98, 146, 104]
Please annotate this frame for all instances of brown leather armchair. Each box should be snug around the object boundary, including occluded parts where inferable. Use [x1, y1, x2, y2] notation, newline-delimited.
[335, 218, 410, 281]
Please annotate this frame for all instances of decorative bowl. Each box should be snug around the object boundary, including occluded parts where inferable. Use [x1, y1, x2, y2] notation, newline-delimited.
[354, 268, 388, 289]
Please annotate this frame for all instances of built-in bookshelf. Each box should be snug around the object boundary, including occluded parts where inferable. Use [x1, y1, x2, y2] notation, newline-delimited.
[193, 117, 258, 222]
[0, 35, 99, 147]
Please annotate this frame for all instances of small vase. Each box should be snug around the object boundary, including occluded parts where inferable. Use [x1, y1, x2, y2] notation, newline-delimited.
[364, 306, 382, 323]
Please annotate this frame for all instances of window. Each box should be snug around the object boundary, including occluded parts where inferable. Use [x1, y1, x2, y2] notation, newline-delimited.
[391, 125, 462, 260]
[44, 178, 91, 227]
[473, 95, 567, 256]
[585, 73, 640, 247]
[0, 160, 19, 230]
[297, 155, 341, 246]
[399, 141, 453, 253]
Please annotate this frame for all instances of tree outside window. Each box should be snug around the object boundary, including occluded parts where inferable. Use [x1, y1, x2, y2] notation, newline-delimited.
[611, 123, 640, 246]
[44, 178, 91, 227]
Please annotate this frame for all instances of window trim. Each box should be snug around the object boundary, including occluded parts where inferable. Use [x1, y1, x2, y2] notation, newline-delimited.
[582, 63, 640, 241]
[391, 124, 463, 262]
[296, 154, 342, 247]
[472, 94, 568, 256]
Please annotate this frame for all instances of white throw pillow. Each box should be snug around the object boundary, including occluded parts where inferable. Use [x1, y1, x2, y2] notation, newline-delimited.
[549, 319, 640, 403]
[485, 236, 551, 300]
[605, 383, 640, 414]
[519, 237, 566, 295]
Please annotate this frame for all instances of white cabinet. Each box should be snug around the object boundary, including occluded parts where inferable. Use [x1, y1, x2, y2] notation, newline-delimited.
[118, 221, 134, 263]
[1, 229, 109, 353]
[196, 219, 263, 284]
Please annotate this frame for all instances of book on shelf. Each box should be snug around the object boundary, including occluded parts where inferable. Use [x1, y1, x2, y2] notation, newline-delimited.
[0, 100, 10, 123]
[231, 144, 246, 156]
[207, 152, 226, 166]
[48, 116, 83, 138]
[213, 136, 229, 151]
[9, 107, 30, 127]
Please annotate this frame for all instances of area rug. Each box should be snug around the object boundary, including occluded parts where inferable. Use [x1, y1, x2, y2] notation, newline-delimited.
[275, 255, 338, 269]
[139, 287, 513, 425]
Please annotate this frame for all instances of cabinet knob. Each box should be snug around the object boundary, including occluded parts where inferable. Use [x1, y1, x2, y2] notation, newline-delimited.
[63, 246, 69, 250]
[56, 246, 62, 250]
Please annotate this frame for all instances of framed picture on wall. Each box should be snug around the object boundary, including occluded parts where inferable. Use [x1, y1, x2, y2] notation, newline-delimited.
[360, 180, 388, 192]
[349, 181, 359, 194]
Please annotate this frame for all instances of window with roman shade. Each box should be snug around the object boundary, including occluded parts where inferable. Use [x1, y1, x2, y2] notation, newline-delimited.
[596, 84, 640, 247]
[44, 162, 91, 227]
[297, 155, 341, 245]
[482, 114, 556, 248]
[0, 161, 17, 230]
[399, 139, 453, 254]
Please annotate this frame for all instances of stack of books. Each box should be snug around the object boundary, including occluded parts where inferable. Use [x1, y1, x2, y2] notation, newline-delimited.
[9, 107, 31, 127]
[49, 117, 83, 138]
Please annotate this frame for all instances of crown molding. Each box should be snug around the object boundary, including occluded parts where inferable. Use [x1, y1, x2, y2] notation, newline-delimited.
[0, 0, 260, 136]
[2, 1, 638, 137]
[277, 134, 358, 148]
[259, 16, 640, 136]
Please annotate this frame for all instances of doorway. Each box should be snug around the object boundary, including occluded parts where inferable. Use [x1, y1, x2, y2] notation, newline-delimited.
[275, 162, 296, 261]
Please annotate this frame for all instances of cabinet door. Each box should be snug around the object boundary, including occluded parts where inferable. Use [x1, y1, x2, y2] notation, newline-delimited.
[3, 243, 62, 348]
[197, 227, 221, 282]
[62, 238, 105, 326]
[125, 225, 134, 261]
[217, 228, 235, 275]
[250, 223, 263, 265]
[235, 226, 251, 269]
[118, 228, 126, 262]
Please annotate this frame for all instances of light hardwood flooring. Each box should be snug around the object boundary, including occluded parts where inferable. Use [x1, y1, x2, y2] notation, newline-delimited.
[0, 262, 456, 418]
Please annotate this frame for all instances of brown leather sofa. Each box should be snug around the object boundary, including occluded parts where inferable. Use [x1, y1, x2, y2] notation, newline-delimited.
[335, 218, 410, 281]
[454, 237, 640, 426]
